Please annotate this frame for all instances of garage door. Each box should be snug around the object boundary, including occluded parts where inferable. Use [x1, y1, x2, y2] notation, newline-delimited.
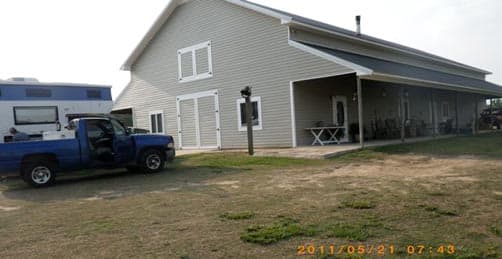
[176, 90, 221, 149]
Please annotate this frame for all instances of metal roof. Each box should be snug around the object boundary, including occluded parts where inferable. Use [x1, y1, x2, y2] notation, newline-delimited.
[303, 42, 502, 96]
[240, 0, 491, 75]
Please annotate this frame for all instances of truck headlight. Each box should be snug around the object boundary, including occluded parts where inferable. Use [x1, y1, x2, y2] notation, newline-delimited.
[167, 142, 174, 148]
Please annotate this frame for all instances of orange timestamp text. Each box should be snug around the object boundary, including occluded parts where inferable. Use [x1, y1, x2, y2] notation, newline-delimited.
[297, 244, 395, 256]
[297, 244, 456, 256]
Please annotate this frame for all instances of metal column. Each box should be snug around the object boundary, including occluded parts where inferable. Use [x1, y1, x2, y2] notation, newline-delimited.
[400, 87, 405, 142]
[357, 77, 364, 148]
[455, 92, 459, 135]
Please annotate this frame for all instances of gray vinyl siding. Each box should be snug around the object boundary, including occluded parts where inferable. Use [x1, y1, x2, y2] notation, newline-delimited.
[114, 0, 352, 148]
[290, 27, 487, 80]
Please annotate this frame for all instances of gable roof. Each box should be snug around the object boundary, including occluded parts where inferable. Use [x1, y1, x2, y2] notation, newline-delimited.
[121, 0, 491, 75]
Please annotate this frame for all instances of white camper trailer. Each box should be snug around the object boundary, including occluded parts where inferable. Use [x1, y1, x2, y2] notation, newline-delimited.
[0, 78, 113, 143]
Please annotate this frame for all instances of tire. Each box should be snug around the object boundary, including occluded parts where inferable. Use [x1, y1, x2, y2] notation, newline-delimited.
[139, 149, 165, 173]
[21, 160, 56, 187]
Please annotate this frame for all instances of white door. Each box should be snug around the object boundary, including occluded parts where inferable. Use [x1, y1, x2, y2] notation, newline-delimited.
[332, 96, 348, 142]
[176, 90, 221, 149]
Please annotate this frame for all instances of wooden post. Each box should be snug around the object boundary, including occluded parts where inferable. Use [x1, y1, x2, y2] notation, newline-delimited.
[241, 86, 254, 155]
[455, 92, 459, 135]
[430, 89, 436, 138]
[245, 96, 254, 155]
[356, 77, 364, 148]
[400, 87, 405, 142]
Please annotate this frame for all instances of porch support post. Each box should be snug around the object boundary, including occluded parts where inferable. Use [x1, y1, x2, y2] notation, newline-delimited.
[474, 95, 479, 135]
[430, 89, 436, 138]
[455, 92, 459, 135]
[400, 87, 405, 142]
[357, 77, 364, 148]
[490, 98, 493, 114]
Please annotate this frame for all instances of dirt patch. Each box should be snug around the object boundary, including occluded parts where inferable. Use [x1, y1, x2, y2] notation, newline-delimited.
[265, 155, 502, 192]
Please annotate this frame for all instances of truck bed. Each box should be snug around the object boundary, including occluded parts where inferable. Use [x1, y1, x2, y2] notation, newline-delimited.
[0, 139, 81, 175]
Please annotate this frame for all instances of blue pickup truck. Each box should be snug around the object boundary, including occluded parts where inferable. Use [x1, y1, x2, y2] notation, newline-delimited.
[0, 117, 175, 187]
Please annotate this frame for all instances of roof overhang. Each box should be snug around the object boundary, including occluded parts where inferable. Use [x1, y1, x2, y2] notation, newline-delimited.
[290, 41, 502, 97]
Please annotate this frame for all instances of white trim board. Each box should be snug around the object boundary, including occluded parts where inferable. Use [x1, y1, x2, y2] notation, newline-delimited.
[289, 82, 297, 148]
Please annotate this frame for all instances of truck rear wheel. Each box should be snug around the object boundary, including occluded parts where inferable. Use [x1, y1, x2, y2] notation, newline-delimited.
[140, 149, 165, 173]
[22, 160, 56, 187]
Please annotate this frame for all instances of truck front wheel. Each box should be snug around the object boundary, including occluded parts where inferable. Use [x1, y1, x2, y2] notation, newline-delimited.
[22, 161, 56, 187]
[140, 149, 165, 173]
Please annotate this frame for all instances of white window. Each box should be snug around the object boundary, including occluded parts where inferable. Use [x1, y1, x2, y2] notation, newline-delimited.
[177, 41, 213, 83]
[237, 96, 263, 131]
[149, 111, 164, 134]
[14, 106, 58, 125]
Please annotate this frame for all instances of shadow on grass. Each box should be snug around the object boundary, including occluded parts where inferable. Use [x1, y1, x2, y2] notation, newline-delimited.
[0, 153, 317, 203]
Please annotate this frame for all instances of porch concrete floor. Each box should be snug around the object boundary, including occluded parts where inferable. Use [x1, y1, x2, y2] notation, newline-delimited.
[176, 135, 459, 159]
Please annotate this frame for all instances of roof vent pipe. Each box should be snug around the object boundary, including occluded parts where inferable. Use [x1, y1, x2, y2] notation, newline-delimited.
[356, 15, 361, 35]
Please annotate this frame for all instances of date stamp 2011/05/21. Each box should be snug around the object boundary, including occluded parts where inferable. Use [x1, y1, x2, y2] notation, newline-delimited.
[297, 244, 455, 256]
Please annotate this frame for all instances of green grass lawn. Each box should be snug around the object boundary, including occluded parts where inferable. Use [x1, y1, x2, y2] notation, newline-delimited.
[0, 133, 501, 258]
[374, 133, 502, 158]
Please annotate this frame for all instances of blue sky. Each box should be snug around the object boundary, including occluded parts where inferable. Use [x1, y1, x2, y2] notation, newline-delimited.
[0, 0, 500, 98]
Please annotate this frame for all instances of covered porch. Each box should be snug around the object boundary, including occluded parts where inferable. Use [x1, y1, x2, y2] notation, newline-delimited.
[289, 42, 502, 148]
